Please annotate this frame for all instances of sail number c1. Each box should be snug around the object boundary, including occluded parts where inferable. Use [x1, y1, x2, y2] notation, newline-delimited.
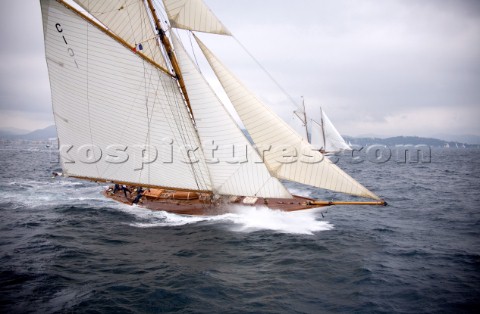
[55, 23, 79, 69]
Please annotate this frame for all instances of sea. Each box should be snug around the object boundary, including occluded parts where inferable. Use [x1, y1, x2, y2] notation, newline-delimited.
[0, 143, 479, 313]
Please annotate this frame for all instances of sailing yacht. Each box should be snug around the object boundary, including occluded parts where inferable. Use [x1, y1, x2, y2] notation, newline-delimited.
[310, 108, 352, 154]
[40, 0, 385, 215]
[292, 101, 351, 154]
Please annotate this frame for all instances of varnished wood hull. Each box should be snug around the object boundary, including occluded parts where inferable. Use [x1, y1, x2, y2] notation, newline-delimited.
[102, 188, 326, 216]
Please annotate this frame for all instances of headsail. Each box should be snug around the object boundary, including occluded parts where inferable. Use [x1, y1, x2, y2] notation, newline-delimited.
[310, 108, 352, 153]
[73, 0, 168, 70]
[195, 35, 380, 200]
[172, 35, 291, 198]
[41, 0, 211, 191]
[162, 0, 231, 35]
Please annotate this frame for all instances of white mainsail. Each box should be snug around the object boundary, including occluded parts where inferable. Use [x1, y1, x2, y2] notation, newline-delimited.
[310, 108, 352, 153]
[194, 35, 380, 200]
[41, 0, 211, 191]
[73, 0, 168, 70]
[162, 0, 231, 35]
[172, 34, 291, 198]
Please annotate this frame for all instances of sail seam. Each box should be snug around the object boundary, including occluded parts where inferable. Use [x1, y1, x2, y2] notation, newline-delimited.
[57, 0, 172, 76]
[85, 10, 101, 179]
[195, 34, 380, 200]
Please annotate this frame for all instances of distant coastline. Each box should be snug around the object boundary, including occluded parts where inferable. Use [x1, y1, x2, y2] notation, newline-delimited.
[343, 135, 478, 149]
[0, 125, 57, 141]
[0, 125, 478, 148]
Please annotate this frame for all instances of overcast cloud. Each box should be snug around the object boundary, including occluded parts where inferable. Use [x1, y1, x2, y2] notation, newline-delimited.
[0, 0, 479, 138]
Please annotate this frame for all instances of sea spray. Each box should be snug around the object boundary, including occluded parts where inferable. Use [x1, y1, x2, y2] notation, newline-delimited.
[123, 204, 332, 235]
[227, 205, 333, 235]
[125, 205, 218, 228]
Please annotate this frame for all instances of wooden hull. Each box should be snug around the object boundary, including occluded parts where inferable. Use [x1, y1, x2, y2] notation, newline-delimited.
[102, 187, 326, 216]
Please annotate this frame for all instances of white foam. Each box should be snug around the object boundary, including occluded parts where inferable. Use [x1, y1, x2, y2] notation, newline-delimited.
[225, 205, 333, 235]
[287, 187, 313, 198]
[122, 204, 332, 235]
[1, 177, 109, 209]
[122, 205, 218, 227]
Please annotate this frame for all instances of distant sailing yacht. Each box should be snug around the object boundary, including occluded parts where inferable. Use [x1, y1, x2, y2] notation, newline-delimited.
[40, 0, 385, 215]
[310, 108, 352, 154]
[292, 100, 351, 154]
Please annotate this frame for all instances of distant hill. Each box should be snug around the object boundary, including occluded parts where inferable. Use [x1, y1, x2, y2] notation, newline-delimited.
[432, 134, 480, 145]
[1, 125, 477, 148]
[0, 125, 57, 140]
[0, 127, 30, 139]
[343, 135, 473, 148]
[244, 130, 474, 148]
[21, 125, 57, 140]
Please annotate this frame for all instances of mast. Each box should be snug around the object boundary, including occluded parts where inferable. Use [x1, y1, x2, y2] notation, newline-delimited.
[320, 107, 326, 151]
[301, 97, 309, 143]
[293, 97, 308, 141]
[145, 0, 195, 121]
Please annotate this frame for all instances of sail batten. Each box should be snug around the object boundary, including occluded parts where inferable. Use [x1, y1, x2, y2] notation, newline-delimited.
[195, 35, 380, 200]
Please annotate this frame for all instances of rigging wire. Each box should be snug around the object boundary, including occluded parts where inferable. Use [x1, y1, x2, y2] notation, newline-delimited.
[133, 0, 206, 192]
[188, 31, 202, 71]
[232, 35, 302, 111]
[148, 0, 211, 192]
[139, 2, 153, 186]
[232, 35, 310, 143]
[96, 1, 157, 183]
[153, 5, 214, 193]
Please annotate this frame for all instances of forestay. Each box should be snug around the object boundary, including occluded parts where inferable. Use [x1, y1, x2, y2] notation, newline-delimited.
[172, 35, 291, 198]
[195, 35, 380, 200]
[41, 0, 211, 191]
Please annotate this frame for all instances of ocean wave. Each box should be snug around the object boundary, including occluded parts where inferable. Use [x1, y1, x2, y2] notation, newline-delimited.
[122, 204, 332, 235]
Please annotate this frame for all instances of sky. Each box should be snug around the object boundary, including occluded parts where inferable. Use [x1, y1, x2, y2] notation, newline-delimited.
[0, 0, 479, 139]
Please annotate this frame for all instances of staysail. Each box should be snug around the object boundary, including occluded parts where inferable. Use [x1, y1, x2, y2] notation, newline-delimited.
[41, 0, 211, 191]
[73, 0, 169, 70]
[310, 108, 352, 153]
[195, 35, 380, 200]
[162, 0, 231, 35]
[172, 34, 291, 198]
